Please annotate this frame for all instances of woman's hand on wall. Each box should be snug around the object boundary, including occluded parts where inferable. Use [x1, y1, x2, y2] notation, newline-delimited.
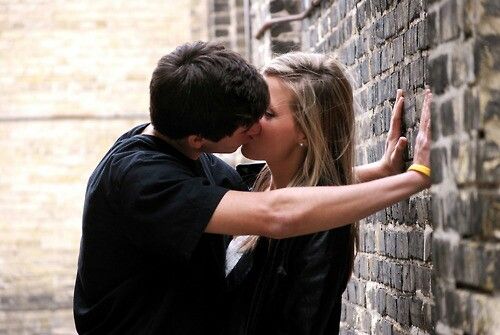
[379, 89, 408, 176]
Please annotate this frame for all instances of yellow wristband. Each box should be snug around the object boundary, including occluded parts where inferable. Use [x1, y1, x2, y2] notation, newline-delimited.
[407, 164, 431, 177]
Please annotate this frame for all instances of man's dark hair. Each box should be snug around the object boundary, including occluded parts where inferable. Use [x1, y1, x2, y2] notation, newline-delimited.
[149, 41, 269, 141]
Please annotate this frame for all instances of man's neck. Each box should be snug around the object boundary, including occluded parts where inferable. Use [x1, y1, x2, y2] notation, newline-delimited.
[142, 124, 201, 160]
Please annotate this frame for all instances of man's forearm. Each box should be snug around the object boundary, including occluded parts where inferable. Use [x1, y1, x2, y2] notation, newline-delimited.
[206, 171, 428, 238]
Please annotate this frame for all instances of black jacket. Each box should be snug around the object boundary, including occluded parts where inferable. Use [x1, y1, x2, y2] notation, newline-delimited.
[225, 225, 351, 335]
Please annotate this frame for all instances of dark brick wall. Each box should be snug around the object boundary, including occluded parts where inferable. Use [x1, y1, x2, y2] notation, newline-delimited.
[428, 0, 500, 333]
[301, 1, 434, 334]
[246, 0, 500, 334]
[208, 0, 247, 58]
[250, 0, 303, 67]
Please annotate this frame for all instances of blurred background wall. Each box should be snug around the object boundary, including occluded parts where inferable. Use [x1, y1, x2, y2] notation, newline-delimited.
[0, 1, 193, 333]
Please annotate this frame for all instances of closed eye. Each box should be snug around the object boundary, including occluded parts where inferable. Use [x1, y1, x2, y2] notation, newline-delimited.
[264, 109, 275, 118]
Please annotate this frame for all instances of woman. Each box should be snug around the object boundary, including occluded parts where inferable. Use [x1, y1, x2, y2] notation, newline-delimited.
[225, 52, 432, 334]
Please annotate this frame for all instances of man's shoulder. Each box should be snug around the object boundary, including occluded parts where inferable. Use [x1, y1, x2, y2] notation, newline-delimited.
[200, 154, 247, 191]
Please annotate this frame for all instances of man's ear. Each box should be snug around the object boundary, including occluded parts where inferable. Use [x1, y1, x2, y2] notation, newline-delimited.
[186, 134, 205, 150]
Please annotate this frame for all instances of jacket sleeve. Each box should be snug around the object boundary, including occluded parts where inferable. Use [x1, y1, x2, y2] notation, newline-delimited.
[275, 227, 351, 335]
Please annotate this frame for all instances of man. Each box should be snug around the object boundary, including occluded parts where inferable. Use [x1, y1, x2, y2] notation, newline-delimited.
[74, 41, 431, 334]
[74, 42, 268, 334]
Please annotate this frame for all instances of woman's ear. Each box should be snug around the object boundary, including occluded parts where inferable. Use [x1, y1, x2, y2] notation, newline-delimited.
[296, 127, 307, 146]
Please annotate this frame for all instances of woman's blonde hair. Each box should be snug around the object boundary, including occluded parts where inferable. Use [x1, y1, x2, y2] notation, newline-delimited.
[241, 52, 358, 285]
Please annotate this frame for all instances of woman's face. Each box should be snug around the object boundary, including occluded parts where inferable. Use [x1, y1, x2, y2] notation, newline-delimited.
[242, 76, 305, 163]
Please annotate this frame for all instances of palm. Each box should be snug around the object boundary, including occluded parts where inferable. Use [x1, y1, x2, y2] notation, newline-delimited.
[381, 89, 407, 176]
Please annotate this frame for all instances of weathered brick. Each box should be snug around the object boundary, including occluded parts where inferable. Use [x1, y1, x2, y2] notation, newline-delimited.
[391, 263, 403, 289]
[374, 18, 385, 47]
[376, 318, 393, 335]
[356, 0, 372, 31]
[428, 54, 449, 94]
[427, 11, 438, 47]
[376, 288, 387, 315]
[359, 254, 370, 279]
[414, 265, 432, 296]
[386, 230, 397, 257]
[404, 26, 418, 56]
[446, 289, 467, 329]
[380, 43, 394, 72]
[214, 15, 230, 25]
[346, 40, 356, 65]
[417, 19, 428, 50]
[430, 146, 446, 182]
[410, 298, 424, 328]
[345, 302, 357, 325]
[397, 295, 411, 327]
[402, 263, 415, 292]
[440, 0, 460, 42]
[393, 35, 404, 63]
[383, 10, 397, 39]
[365, 226, 376, 252]
[360, 59, 370, 84]
[484, 0, 500, 15]
[359, 309, 372, 333]
[409, 230, 424, 259]
[357, 280, 367, 306]
[483, 89, 499, 123]
[386, 293, 398, 320]
[329, 29, 340, 48]
[271, 21, 293, 37]
[383, 261, 392, 285]
[339, 0, 348, 18]
[343, 16, 354, 41]
[396, 231, 409, 259]
[271, 39, 300, 54]
[455, 241, 499, 291]
[440, 99, 455, 136]
[269, 0, 284, 13]
[395, 0, 409, 31]
[433, 237, 454, 282]
[370, 257, 381, 280]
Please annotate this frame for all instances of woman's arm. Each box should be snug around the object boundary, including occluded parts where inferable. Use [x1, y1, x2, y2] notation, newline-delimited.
[206, 90, 432, 238]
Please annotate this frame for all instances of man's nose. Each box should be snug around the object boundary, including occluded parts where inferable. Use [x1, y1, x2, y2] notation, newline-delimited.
[246, 122, 261, 136]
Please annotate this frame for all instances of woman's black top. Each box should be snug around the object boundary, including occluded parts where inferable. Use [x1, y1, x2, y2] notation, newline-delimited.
[225, 225, 351, 335]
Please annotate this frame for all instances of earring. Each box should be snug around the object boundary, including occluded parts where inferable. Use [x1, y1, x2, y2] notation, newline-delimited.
[299, 142, 305, 147]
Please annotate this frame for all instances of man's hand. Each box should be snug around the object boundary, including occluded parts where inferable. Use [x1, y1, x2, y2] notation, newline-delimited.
[379, 89, 408, 176]
[413, 89, 432, 168]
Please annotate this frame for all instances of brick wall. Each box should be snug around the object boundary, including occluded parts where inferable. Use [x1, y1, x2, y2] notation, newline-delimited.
[207, 0, 247, 58]
[428, 0, 500, 333]
[304, 1, 433, 333]
[247, 0, 499, 334]
[0, 1, 192, 333]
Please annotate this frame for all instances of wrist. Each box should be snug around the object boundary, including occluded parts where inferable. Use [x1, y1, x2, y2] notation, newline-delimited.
[407, 163, 431, 177]
[406, 170, 431, 190]
[378, 159, 393, 177]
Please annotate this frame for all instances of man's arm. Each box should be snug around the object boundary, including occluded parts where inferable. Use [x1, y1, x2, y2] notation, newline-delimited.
[206, 89, 432, 239]
[355, 89, 407, 182]
[207, 170, 428, 238]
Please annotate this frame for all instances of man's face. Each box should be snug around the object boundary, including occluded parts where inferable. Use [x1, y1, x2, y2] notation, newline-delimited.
[202, 122, 261, 153]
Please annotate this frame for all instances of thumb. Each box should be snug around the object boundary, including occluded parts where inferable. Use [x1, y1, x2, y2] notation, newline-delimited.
[395, 137, 408, 153]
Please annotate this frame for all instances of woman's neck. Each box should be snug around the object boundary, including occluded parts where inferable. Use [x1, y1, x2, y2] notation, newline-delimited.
[267, 154, 305, 190]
